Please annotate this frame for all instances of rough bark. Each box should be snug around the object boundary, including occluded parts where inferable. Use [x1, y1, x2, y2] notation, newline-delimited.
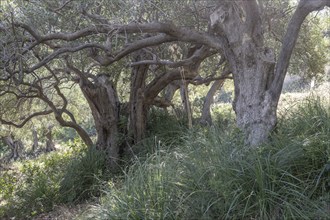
[129, 51, 150, 144]
[80, 75, 120, 168]
[210, 2, 276, 146]
[209, 0, 329, 146]
[200, 79, 226, 125]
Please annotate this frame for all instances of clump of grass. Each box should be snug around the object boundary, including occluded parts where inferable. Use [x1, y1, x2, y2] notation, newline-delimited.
[147, 108, 187, 145]
[59, 146, 106, 204]
[84, 96, 329, 219]
[83, 143, 182, 220]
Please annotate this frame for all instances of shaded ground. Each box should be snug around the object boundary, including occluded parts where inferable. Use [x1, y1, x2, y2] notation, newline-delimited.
[33, 203, 89, 220]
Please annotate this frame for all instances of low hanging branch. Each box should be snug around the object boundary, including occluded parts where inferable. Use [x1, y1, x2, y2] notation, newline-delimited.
[0, 110, 53, 128]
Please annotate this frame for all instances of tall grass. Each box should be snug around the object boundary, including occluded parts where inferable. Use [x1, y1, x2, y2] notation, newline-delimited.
[83, 96, 329, 219]
[59, 146, 106, 204]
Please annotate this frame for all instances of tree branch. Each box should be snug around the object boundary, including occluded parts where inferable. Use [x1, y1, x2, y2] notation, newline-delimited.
[0, 110, 53, 128]
[271, 0, 330, 102]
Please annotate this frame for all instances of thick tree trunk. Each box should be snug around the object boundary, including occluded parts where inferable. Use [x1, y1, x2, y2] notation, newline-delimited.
[209, 0, 330, 146]
[230, 42, 277, 146]
[80, 75, 120, 168]
[200, 79, 225, 125]
[129, 51, 149, 144]
[233, 64, 277, 146]
[211, 2, 277, 146]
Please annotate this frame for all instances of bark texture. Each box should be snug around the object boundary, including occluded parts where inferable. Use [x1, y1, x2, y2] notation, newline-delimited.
[80, 75, 120, 168]
[209, 0, 329, 146]
[129, 51, 150, 144]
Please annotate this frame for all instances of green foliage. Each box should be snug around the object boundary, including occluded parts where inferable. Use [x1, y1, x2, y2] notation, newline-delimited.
[0, 140, 9, 158]
[0, 140, 106, 219]
[84, 96, 329, 219]
[0, 170, 17, 202]
[0, 150, 73, 218]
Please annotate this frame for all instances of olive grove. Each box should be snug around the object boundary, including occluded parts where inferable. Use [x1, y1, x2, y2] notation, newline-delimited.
[0, 0, 329, 168]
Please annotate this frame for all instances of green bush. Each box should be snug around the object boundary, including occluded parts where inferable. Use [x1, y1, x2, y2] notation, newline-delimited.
[0, 150, 73, 219]
[0, 136, 109, 218]
[0, 170, 17, 202]
[147, 108, 187, 145]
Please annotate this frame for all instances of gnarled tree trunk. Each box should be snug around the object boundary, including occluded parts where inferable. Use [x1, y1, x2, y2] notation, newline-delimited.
[129, 51, 150, 144]
[80, 75, 120, 168]
[209, 0, 328, 146]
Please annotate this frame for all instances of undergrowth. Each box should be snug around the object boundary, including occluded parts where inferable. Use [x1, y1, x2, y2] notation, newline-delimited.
[0, 139, 107, 219]
[83, 96, 329, 219]
[1, 96, 329, 219]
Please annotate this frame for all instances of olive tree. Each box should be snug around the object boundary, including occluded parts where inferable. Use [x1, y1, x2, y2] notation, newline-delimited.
[1, 0, 329, 170]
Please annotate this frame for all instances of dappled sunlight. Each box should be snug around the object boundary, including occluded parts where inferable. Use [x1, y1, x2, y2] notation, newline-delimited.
[1, 0, 329, 219]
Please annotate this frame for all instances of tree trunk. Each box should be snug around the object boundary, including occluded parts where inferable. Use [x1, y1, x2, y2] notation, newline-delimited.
[32, 128, 38, 152]
[209, 0, 330, 146]
[2, 135, 22, 161]
[45, 126, 56, 152]
[228, 37, 277, 146]
[80, 75, 120, 169]
[129, 51, 149, 144]
[233, 63, 277, 146]
[200, 79, 225, 125]
[180, 82, 193, 129]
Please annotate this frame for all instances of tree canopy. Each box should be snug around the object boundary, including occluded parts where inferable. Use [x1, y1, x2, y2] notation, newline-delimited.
[0, 0, 329, 166]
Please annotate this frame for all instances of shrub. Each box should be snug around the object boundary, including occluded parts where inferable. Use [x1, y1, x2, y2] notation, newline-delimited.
[147, 108, 187, 145]
[0, 136, 110, 218]
[0, 150, 73, 219]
